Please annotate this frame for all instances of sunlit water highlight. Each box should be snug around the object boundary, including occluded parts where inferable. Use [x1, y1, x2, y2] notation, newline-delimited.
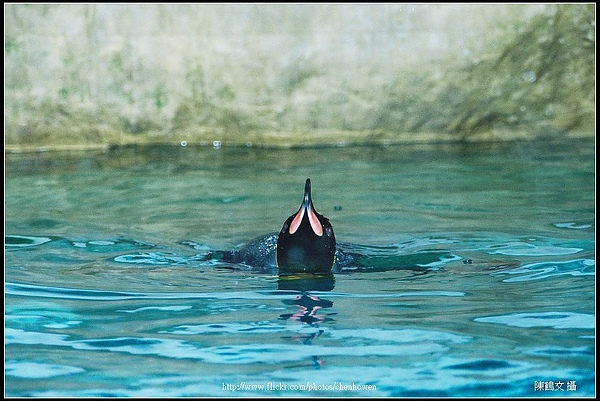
[4, 139, 595, 397]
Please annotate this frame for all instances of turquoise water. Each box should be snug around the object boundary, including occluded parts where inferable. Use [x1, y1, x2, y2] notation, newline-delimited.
[4, 139, 595, 397]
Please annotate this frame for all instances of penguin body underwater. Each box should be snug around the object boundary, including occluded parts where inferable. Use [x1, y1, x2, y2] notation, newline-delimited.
[220, 179, 337, 274]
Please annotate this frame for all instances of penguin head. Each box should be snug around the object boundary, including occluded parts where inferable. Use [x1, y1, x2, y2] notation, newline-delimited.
[276, 179, 336, 274]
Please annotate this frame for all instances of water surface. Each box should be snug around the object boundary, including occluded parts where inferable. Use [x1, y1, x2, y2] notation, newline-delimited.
[5, 139, 595, 397]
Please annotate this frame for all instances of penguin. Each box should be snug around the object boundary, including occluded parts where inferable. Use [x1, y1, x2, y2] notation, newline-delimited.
[276, 179, 336, 274]
[201, 179, 458, 275]
[213, 178, 341, 274]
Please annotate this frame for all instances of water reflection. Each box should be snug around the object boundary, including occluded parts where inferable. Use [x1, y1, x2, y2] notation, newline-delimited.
[277, 274, 336, 328]
[277, 273, 335, 368]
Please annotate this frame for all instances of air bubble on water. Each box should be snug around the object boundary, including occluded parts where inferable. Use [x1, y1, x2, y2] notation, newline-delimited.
[522, 70, 536, 83]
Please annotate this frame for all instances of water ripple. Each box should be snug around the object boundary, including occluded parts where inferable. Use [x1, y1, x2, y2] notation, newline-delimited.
[553, 222, 593, 230]
[524, 346, 594, 358]
[163, 322, 289, 335]
[117, 305, 192, 313]
[474, 312, 595, 329]
[492, 259, 594, 282]
[329, 328, 471, 344]
[113, 252, 209, 266]
[5, 327, 456, 364]
[5, 234, 52, 248]
[5, 282, 464, 301]
[483, 241, 582, 256]
[5, 360, 85, 379]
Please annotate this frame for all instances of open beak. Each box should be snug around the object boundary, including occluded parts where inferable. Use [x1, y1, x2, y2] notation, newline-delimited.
[289, 179, 323, 236]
